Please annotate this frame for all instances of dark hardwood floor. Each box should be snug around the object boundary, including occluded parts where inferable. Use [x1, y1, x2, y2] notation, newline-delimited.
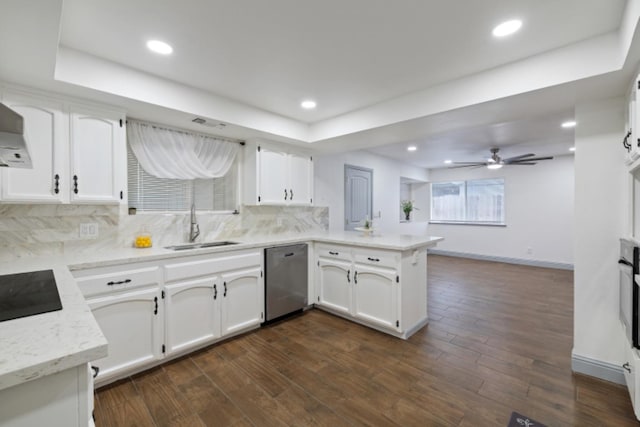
[94, 255, 638, 426]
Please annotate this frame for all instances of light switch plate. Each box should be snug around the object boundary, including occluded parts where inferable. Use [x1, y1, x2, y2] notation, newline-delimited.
[79, 223, 99, 239]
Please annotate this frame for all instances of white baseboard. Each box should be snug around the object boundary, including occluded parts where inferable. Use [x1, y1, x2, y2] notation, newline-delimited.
[571, 353, 625, 385]
[427, 249, 574, 271]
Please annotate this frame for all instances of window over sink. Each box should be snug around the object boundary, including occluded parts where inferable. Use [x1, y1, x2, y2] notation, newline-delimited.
[127, 143, 238, 213]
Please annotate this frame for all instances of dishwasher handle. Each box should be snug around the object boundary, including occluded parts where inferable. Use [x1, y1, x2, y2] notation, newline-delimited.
[284, 252, 295, 257]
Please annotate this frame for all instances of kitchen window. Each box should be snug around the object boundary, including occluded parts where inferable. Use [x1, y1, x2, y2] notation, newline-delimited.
[127, 144, 238, 212]
[430, 178, 505, 225]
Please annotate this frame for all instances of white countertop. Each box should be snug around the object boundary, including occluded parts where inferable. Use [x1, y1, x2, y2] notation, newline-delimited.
[0, 266, 107, 391]
[0, 230, 442, 391]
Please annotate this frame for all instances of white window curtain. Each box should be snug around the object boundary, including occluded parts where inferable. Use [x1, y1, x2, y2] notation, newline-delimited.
[127, 120, 239, 179]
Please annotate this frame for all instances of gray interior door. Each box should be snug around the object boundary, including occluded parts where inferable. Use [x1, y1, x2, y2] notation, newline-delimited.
[344, 165, 373, 231]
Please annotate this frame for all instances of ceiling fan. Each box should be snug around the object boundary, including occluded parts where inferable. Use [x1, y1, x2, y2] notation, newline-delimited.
[450, 147, 553, 169]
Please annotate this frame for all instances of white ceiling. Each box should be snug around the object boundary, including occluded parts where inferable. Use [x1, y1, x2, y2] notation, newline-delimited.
[60, 0, 625, 123]
[0, 0, 636, 169]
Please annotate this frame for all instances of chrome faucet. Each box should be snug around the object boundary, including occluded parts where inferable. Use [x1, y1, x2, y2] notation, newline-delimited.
[189, 203, 200, 242]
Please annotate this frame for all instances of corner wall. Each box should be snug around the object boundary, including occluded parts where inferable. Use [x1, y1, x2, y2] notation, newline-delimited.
[314, 150, 429, 234]
[573, 96, 627, 381]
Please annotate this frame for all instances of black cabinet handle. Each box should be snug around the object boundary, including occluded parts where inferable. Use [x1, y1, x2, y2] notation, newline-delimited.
[354, 271, 358, 284]
[347, 270, 350, 283]
[154, 296, 158, 315]
[213, 284, 217, 300]
[224, 282, 227, 297]
[107, 279, 131, 286]
[73, 175, 79, 194]
[284, 189, 288, 200]
[54, 174, 60, 194]
[623, 130, 632, 152]
[329, 251, 339, 255]
[91, 366, 100, 378]
[284, 252, 294, 257]
[367, 257, 380, 262]
[623, 362, 632, 373]
[619, 259, 633, 267]
[289, 189, 293, 200]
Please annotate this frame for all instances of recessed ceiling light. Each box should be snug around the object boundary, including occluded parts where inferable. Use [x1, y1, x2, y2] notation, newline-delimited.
[569, 147, 576, 152]
[407, 146, 417, 152]
[492, 19, 522, 37]
[444, 159, 452, 164]
[146, 40, 173, 55]
[487, 163, 503, 170]
[562, 121, 577, 128]
[301, 100, 317, 109]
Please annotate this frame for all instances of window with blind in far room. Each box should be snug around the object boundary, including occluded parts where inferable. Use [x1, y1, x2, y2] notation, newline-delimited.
[127, 144, 237, 212]
[430, 178, 504, 225]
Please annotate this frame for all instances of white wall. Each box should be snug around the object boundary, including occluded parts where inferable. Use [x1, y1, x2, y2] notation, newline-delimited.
[428, 154, 575, 266]
[573, 96, 627, 368]
[314, 150, 429, 234]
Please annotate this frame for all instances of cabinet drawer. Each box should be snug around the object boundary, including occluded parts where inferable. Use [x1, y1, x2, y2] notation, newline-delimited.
[165, 250, 262, 282]
[353, 248, 399, 268]
[74, 266, 161, 298]
[316, 244, 351, 260]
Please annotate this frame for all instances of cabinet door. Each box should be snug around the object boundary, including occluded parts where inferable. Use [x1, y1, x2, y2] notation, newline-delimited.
[257, 146, 288, 204]
[317, 258, 352, 314]
[288, 153, 312, 205]
[70, 107, 125, 203]
[220, 266, 263, 336]
[353, 264, 399, 331]
[0, 93, 67, 203]
[164, 277, 219, 355]
[88, 287, 162, 383]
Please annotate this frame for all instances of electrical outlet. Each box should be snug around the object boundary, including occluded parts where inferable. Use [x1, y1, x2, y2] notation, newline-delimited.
[526, 247, 533, 255]
[79, 223, 99, 239]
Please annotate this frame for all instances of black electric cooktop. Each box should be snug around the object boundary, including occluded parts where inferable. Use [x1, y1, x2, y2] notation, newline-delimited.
[0, 269, 62, 322]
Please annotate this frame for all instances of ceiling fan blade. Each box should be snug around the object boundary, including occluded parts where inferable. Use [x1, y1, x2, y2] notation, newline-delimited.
[452, 162, 487, 165]
[502, 153, 535, 162]
[508, 162, 537, 165]
[508, 156, 553, 162]
[448, 164, 486, 169]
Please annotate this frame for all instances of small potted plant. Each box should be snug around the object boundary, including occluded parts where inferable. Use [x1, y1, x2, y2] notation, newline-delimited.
[401, 200, 416, 221]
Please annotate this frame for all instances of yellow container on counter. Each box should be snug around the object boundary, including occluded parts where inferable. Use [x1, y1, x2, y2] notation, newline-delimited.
[134, 229, 152, 248]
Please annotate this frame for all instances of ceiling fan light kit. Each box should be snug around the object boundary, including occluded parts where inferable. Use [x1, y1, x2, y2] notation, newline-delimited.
[451, 147, 553, 169]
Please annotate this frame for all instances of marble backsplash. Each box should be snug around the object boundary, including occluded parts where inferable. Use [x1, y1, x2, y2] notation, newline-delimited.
[0, 204, 328, 261]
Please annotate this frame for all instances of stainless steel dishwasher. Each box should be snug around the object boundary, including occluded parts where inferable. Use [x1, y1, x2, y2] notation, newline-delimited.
[264, 243, 308, 322]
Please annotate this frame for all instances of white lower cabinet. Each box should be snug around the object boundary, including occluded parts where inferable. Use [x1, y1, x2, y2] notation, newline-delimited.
[164, 277, 219, 355]
[221, 266, 263, 335]
[623, 343, 640, 419]
[317, 257, 352, 314]
[163, 249, 264, 358]
[87, 287, 163, 382]
[353, 264, 399, 331]
[0, 364, 92, 427]
[315, 243, 426, 339]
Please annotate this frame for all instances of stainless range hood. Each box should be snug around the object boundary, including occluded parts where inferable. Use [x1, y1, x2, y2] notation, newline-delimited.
[0, 103, 32, 168]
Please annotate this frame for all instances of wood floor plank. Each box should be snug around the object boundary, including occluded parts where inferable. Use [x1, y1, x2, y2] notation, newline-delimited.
[94, 255, 638, 426]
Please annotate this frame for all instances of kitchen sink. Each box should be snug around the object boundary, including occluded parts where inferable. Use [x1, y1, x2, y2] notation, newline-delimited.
[164, 241, 240, 251]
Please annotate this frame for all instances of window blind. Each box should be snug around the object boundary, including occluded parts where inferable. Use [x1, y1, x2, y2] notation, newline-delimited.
[127, 144, 237, 212]
[431, 178, 504, 224]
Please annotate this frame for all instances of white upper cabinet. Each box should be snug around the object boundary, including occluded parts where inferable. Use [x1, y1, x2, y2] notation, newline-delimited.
[244, 140, 313, 206]
[0, 92, 67, 203]
[0, 87, 126, 204]
[70, 106, 126, 203]
[288, 152, 313, 205]
[626, 75, 640, 165]
[257, 146, 289, 204]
